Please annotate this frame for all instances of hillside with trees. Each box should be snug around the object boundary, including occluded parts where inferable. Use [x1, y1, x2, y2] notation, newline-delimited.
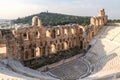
[108, 19, 120, 23]
[13, 12, 91, 26]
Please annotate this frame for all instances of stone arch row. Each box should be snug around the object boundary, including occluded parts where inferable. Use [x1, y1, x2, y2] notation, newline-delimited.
[90, 17, 105, 26]
[23, 39, 84, 60]
[30, 16, 85, 41]
[22, 30, 41, 40]
[21, 25, 84, 40]
[23, 42, 69, 59]
[45, 26, 84, 39]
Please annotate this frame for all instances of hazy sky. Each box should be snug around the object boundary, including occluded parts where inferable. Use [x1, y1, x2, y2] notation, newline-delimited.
[0, 0, 119, 19]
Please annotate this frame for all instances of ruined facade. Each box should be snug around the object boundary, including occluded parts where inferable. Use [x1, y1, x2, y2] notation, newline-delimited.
[0, 9, 107, 66]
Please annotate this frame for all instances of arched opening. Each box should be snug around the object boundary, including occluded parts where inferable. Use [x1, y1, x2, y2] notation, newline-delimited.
[46, 30, 51, 38]
[57, 29, 60, 36]
[35, 47, 41, 57]
[71, 28, 75, 34]
[0, 43, 7, 58]
[35, 31, 40, 38]
[51, 44, 56, 53]
[64, 42, 68, 50]
[64, 28, 68, 35]
[32, 16, 42, 27]
[52, 29, 56, 38]
[90, 17, 95, 25]
[23, 32, 28, 40]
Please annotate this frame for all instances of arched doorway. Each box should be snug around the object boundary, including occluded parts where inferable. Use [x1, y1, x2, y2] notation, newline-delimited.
[51, 44, 56, 53]
[64, 42, 68, 50]
[90, 17, 95, 25]
[46, 30, 51, 38]
[35, 47, 41, 57]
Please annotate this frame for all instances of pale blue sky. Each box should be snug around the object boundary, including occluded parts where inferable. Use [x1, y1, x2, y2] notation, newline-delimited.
[0, 0, 119, 19]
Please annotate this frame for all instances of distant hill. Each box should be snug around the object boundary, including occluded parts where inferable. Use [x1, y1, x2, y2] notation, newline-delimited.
[13, 12, 91, 26]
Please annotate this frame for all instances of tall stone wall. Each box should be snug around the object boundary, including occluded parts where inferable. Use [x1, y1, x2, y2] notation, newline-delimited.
[14, 24, 85, 61]
[0, 9, 108, 66]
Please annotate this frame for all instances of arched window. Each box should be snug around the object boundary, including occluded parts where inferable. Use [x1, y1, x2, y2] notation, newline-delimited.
[57, 29, 60, 36]
[35, 31, 40, 38]
[64, 29, 68, 35]
[23, 32, 28, 40]
[71, 28, 75, 34]
[46, 30, 51, 38]
[90, 17, 95, 25]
